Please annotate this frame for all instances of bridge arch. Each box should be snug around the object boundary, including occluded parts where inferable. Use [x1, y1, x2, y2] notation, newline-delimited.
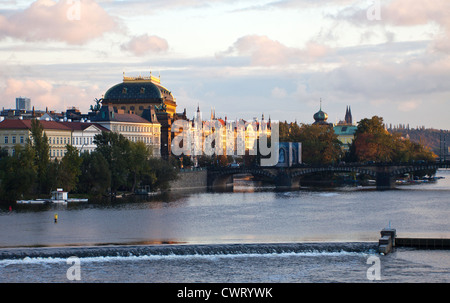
[207, 168, 278, 190]
[389, 165, 440, 177]
[290, 166, 377, 179]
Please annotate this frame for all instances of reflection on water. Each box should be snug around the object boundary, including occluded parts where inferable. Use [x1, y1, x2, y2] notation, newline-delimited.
[0, 170, 449, 249]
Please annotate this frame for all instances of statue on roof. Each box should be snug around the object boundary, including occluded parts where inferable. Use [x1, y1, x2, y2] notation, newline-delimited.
[90, 98, 103, 112]
[154, 101, 167, 112]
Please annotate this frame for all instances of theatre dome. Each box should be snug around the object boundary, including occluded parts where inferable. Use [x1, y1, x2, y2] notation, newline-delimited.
[103, 73, 175, 104]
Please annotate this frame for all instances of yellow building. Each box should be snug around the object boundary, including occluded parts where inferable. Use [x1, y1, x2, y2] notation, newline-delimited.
[333, 106, 357, 152]
[0, 119, 72, 160]
[0, 119, 30, 156]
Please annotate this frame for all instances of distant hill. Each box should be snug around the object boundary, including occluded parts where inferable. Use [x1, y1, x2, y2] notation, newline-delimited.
[387, 125, 450, 157]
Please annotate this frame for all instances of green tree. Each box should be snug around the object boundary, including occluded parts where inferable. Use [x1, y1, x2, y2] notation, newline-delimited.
[94, 131, 131, 193]
[57, 145, 82, 192]
[128, 141, 153, 193]
[29, 119, 50, 194]
[0, 145, 36, 201]
[147, 157, 178, 191]
[78, 151, 111, 197]
[281, 122, 342, 165]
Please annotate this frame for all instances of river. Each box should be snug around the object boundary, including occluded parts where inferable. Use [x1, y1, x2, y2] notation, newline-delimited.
[0, 170, 449, 283]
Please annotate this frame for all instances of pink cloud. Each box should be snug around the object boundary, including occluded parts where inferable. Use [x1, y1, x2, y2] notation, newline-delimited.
[0, 0, 120, 45]
[121, 34, 169, 56]
[2, 78, 102, 112]
[383, 0, 450, 27]
[221, 35, 330, 66]
[385, 0, 450, 52]
[337, 0, 450, 52]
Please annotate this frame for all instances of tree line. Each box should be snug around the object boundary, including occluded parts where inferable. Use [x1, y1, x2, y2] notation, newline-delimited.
[280, 116, 436, 164]
[0, 120, 177, 203]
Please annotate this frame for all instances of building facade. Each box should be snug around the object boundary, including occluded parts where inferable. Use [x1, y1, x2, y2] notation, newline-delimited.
[16, 97, 31, 111]
[91, 105, 161, 157]
[0, 119, 72, 160]
[58, 121, 110, 155]
[333, 105, 357, 152]
[100, 73, 176, 158]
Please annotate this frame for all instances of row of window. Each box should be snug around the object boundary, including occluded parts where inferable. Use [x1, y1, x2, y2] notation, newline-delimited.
[4, 136, 25, 144]
[114, 125, 160, 133]
[4, 135, 160, 146]
[4, 135, 87, 146]
[121, 87, 147, 94]
[51, 149, 67, 158]
[48, 136, 71, 145]
[127, 136, 159, 144]
[50, 148, 93, 158]
[72, 137, 94, 146]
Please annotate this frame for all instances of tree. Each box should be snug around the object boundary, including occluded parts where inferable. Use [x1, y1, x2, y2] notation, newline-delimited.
[128, 141, 153, 193]
[350, 116, 436, 163]
[78, 151, 111, 197]
[94, 131, 131, 193]
[29, 119, 50, 194]
[147, 157, 178, 191]
[57, 145, 82, 192]
[280, 122, 342, 165]
[354, 116, 386, 136]
[0, 145, 36, 201]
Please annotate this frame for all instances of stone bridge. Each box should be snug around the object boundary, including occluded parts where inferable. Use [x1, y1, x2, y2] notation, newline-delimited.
[207, 161, 450, 191]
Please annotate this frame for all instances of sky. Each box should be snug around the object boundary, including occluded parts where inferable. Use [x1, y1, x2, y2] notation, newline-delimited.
[0, 0, 449, 129]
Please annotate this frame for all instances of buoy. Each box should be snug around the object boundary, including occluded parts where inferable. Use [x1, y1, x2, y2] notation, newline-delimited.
[54, 213, 58, 223]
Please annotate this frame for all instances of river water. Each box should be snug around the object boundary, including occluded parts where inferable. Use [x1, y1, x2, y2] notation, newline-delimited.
[0, 170, 449, 283]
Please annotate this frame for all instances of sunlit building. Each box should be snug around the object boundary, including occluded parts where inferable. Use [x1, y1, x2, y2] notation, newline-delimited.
[0, 119, 72, 160]
[90, 105, 161, 157]
[100, 73, 176, 158]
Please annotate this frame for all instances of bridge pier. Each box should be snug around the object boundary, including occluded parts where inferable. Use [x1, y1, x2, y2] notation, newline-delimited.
[209, 174, 234, 191]
[376, 172, 395, 190]
[275, 171, 300, 190]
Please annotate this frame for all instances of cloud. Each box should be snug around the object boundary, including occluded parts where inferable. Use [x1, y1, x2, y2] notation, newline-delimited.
[0, 0, 120, 45]
[1, 78, 102, 112]
[99, 0, 244, 16]
[219, 35, 330, 66]
[334, 0, 450, 52]
[398, 100, 421, 112]
[121, 34, 169, 56]
[271, 87, 287, 99]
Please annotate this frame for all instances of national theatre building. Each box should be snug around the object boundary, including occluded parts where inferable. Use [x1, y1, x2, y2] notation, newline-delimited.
[97, 73, 184, 159]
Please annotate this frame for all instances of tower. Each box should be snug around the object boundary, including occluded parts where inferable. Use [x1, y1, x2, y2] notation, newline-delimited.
[345, 106, 353, 124]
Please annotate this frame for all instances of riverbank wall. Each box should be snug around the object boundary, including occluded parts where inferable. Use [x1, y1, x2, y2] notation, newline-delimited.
[169, 169, 208, 191]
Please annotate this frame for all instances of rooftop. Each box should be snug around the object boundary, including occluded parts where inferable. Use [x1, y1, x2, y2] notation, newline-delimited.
[0, 119, 72, 131]
[91, 105, 160, 124]
[103, 73, 175, 104]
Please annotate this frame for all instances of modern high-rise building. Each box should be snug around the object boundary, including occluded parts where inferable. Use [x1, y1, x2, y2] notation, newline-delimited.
[16, 97, 31, 111]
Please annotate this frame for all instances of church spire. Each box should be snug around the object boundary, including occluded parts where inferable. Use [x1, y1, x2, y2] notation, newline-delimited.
[344, 105, 353, 124]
